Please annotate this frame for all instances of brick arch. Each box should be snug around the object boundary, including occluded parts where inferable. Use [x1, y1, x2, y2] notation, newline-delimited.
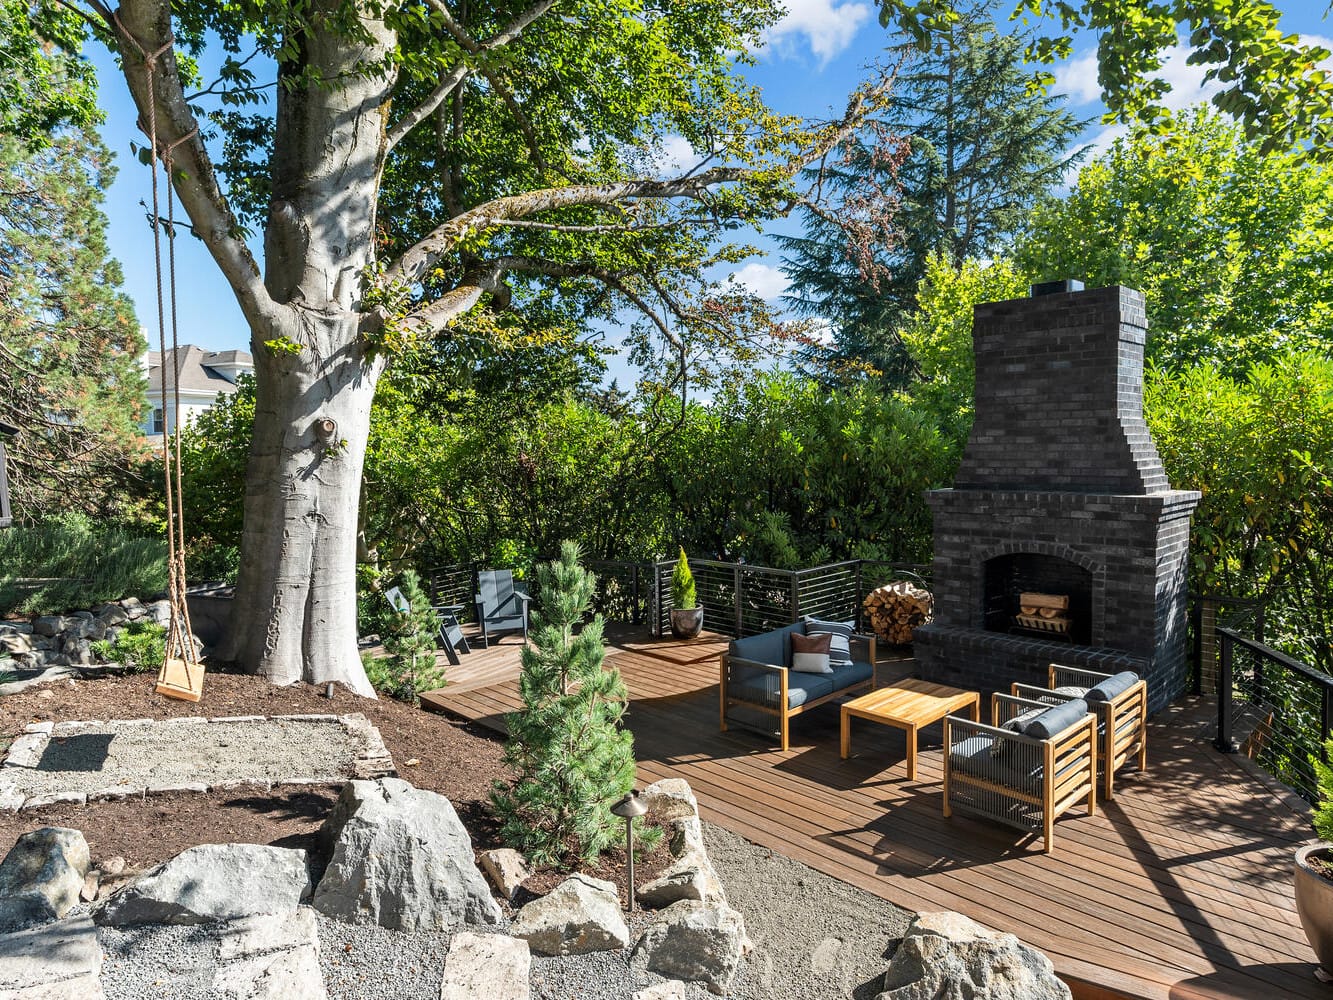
[974, 542, 1108, 644]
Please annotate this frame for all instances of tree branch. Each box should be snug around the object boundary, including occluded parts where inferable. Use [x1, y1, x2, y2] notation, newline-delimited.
[385, 170, 744, 285]
[385, 0, 560, 153]
[111, 0, 276, 331]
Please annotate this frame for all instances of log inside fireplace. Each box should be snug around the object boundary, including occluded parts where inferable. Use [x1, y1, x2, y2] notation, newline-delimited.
[983, 554, 1092, 646]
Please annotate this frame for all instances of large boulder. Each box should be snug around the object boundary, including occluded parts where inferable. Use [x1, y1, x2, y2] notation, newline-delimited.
[639, 779, 699, 823]
[0, 914, 103, 999]
[638, 847, 725, 908]
[879, 911, 1072, 1000]
[440, 932, 532, 1000]
[0, 827, 90, 933]
[511, 873, 630, 956]
[312, 777, 501, 931]
[96, 843, 312, 927]
[630, 899, 748, 995]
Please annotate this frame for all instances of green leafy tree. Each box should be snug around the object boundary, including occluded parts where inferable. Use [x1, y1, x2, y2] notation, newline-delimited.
[876, 0, 1333, 159]
[0, 125, 147, 520]
[492, 541, 636, 865]
[0, 2, 99, 145]
[1018, 108, 1333, 375]
[25, 1, 888, 695]
[782, 3, 1080, 382]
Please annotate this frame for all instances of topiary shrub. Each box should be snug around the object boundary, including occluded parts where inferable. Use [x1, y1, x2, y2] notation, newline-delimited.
[492, 540, 648, 865]
[670, 547, 697, 609]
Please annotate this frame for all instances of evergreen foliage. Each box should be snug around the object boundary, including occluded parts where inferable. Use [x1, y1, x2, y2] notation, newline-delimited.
[1314, 738, 1333, 842]
[781, 1, 1079, 383]
[0, 125, 147, 520]
[493, 541, 637, 865]
[91, 620, 167, 674]
[378, 569, 446, 704]
[670, 548, 697, 609]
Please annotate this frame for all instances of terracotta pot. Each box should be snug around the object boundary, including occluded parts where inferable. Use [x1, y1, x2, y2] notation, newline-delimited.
[1295, 843, 1333, 974]
[670, 607, 703, 640]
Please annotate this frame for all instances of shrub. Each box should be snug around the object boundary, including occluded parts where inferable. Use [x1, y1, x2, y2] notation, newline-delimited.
[670, 547, 696, 609]
[0, 514, 168, 616]
[91, 620, 166, 674]
[375, 569, 446, 704]
[492, 541, 650, 865]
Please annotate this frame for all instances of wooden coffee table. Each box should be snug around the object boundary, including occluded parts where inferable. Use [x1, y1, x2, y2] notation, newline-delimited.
[840, 679, 980, 779]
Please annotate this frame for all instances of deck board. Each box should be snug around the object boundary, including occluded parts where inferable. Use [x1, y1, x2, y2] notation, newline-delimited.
[419, 626, 1323, 1000]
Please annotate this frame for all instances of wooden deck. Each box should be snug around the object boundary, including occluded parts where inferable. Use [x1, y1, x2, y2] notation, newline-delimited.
[421, 626, 1323, 1000]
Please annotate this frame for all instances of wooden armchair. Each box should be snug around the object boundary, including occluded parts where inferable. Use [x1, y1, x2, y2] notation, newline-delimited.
[1012, 664, 1147, 800]
[943, 693, 1097, 853]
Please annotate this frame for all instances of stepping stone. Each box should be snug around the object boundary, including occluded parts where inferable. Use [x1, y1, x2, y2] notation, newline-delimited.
[440, 932, 531, 1000]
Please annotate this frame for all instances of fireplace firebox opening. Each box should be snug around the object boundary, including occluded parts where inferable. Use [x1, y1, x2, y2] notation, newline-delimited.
[983, 554, 1093, 646]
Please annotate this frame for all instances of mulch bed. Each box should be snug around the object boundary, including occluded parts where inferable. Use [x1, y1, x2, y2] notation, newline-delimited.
[0, 669, 669, 905]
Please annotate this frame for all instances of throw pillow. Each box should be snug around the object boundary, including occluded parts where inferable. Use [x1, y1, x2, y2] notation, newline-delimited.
[802, 616, 855, 666]
[991, 707, 1044, 759]
[790, 631, 833, 674]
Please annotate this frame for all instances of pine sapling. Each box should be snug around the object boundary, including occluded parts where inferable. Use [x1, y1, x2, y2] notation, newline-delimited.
[492, 540, 645, 865]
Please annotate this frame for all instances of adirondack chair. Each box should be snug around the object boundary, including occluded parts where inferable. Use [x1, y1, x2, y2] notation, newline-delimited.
[473, 569, 530, 648]
[384, 585, 470, 666]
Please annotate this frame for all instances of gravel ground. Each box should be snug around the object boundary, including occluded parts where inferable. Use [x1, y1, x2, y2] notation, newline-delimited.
[704, 823, 912, 1000]
[90, 820, 910, 1000]
[3, 717, 362, 797]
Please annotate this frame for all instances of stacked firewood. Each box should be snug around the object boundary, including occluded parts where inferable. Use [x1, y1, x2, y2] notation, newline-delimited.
[862, 580, 933, 645]
[1015, 592, 1071, 634]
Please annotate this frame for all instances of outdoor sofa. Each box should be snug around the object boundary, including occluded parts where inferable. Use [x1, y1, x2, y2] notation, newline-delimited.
[719, 617, 877, 751]
[943, 692, 1097, 854]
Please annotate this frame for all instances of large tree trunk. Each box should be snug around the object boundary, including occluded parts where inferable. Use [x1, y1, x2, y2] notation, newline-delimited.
[218, 5, 396, 695]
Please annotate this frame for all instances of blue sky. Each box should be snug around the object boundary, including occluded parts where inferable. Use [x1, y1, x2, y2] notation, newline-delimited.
[87, 3, 1331, 370]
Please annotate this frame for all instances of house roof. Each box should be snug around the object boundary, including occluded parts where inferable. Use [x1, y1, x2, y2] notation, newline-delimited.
[146, 345, 254, 398]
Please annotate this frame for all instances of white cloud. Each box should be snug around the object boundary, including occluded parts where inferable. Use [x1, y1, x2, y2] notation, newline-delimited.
[1051, 50, 1101, 106]
[653, 134, 699, 176]
[728, 262, 790, 301]
[764, 0, 872, 66]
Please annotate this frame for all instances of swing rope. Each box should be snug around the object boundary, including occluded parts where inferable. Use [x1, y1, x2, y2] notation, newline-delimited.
[116, 14, 201, 695]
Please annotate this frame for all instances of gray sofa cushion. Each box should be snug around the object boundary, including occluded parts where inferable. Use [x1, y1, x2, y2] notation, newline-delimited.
[1023, 698, 1090, 741]
[730, 670, 834, 710]
[828, 660, 873, 691]
[802, 616, 855, 666]
[730, 621, 805, 667]
[1085, 671, 1140, 703]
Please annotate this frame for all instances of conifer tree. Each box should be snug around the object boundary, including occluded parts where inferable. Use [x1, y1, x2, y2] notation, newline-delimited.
[493, 541, 637, 865]
[378, 569, 444, 703]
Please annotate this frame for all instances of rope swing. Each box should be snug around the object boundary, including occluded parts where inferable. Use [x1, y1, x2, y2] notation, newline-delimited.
[120, 18, 206, 702]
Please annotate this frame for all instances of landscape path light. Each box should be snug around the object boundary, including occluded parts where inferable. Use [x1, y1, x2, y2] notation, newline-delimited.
[610, 789, 647, 911]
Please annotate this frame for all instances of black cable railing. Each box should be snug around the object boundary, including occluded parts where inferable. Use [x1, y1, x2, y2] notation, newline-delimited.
[1215, 626, 1333, 802]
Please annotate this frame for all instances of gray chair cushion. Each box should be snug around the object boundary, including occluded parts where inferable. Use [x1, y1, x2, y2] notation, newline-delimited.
[802, 616, 854, 666]
[1085, 671, 1140, 703]
[950, 736, 1042, 794]
[731, 670, 834, 710]
[1023, 698, 1090, 741]
[731, 622, 804, 667]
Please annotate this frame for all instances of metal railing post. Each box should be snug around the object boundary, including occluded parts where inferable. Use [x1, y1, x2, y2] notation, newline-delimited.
[1190, 598, 1203, 697]
[1215, 630, 1238, 753]
[733, 564, 743, 637]
[790, 571, 800, 623]
[1323, 686, 1333, 765]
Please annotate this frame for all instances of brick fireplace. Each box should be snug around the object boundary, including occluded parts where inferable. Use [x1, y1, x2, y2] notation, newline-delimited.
[912, 283, 1200, 714]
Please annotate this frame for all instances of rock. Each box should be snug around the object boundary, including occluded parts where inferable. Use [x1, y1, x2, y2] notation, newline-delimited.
[0, 778, 24, 813]
[668, 817, 707, 858]
[630, 899, 748, 996]
[312, 777, 501, 931]
[146, 599, 173, 625]
[60, 637, 92, 665]
[3, 732, 47, 769]
[512, 873, 629, 956]
[638, 847, 726, 908]
[119, 597, 145, 619]
[30, 617, 66, 638]
[0, 828, 91, 933]
[98, 855, 126, 877]
[96, 843, 312, 926]
[0, 634, 31, 655]
[64, 618, 96, 640]
[94, 604, 129, 625]
[0, 622, 33, 635]
[640, 778, 699, 823]
[878, 911, 1072, 1000]
[440, 932, 531, 1000]
[212, 908, 328, 1000]
[80, 871, 100, 903]
[0, 914, 103, 999]
[67, 611, 93, 622]
[479, 848, 531, 902]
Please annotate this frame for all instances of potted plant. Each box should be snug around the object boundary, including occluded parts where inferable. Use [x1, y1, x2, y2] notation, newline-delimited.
[669, 548, 703, 640]
[1296, 739, 1333, 979]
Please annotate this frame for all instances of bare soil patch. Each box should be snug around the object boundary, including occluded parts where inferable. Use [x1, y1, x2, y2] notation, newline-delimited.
[0, 670, 667, 901]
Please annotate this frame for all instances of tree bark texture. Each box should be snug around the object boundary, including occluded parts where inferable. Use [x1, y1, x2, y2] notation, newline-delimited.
[213, 6, 397, 695]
